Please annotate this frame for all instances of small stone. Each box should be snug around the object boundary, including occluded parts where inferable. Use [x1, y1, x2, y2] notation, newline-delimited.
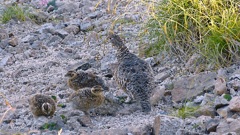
[216, 106, 232, 118]
[229, 96, 240, 112]
[0, 29, 8, 40]
[64, 48, 73, 53]
[46, 5, 55, 13]
[228, 74, 240, 91]
[229, 88, 236, 96]
[206, 118, 220, 132]
[193, 95, 204, 104]
[55, 29, 69, 39]
[214, 77, 227, 95]
[145, 57, 156, 67]
[216, 120, 230, 134]
[64, 25, 80, 35]
[80, 22, 94, 32]
[150, 86, 165, 106]
[154, 115, 184, 135]
[155, 72, 171, 82]
[214, 96, 229, 109]
[222, 132, 237, 135]
[88, 11, 102, 19]
[8, 37, 18, 47]
[0, 55, 11, 67]
[194, 105, 215, 117]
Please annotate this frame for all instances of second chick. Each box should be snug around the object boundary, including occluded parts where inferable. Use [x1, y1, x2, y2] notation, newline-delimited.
[68, 85, 105, 115]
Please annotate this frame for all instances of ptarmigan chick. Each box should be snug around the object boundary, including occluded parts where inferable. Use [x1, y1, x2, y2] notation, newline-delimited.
[68, 85, 105, 115]
[65, 70, 109, 91]
[109, 33, 154, 113]
[29, 94, 56, 117]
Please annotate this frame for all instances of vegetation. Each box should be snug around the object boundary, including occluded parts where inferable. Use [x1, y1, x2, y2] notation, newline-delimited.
[223, 94, 232, 101]
[143, 0, 240, 69]
[0, 5, 26, 23]
[39, 122, 60, 130]
[176, 105, 200, 119]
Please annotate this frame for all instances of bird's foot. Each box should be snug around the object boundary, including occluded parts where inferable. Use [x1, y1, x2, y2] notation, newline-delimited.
[124, 96, 136, 104]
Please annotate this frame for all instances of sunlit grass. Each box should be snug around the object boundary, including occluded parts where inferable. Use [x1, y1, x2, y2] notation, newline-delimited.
[0, 5, 26, 23]
[143, 0, 240, 69]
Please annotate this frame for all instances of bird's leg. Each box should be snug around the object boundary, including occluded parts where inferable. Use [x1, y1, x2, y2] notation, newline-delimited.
[124, 93, 136, 104]
[124, 96, 132, 103]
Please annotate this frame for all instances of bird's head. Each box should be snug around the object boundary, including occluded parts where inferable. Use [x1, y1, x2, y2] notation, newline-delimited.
[91, 85, 104, 95]
[108, 33, 126, 50]
[42, 102, 53, 115]
[65, 70, 77, 78]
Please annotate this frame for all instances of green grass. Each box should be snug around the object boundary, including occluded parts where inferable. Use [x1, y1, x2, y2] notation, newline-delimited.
[39, 122, 60, 130]
[176, 105, 200, 119]
[142, 0, 240, 69]
[0, 5, 26, 23]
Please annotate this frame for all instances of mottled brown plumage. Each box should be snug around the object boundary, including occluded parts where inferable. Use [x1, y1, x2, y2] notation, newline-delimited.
[65, 70, 109, 91]
[109, 33, 154, 113]
[68, 85, 105, 115]
[29, 94, 56, 117]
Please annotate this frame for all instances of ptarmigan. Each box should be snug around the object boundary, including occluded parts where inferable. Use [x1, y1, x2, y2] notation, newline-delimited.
[65, 70, 109, 91]
[68, 85, 105, 115]
[29, 94, 56, 117]
[109, 33, 154, 113]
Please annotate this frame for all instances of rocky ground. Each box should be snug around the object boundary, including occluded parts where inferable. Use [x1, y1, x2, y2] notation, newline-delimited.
[0, 0, 240, 135]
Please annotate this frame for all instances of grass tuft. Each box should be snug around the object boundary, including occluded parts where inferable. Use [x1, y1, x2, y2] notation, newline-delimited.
[142, 0, 240, 69]
[0, 5, 26, 23]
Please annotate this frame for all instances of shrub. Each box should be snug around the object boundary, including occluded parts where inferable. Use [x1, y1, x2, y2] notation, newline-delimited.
[1, 5, 26, 23]
[143, 0, 240, 68]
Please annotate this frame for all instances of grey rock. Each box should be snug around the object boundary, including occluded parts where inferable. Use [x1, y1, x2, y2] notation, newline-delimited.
[56, 2, 80, 14]
[94, 92, 123, 116]
[145, 57, 156, 67]
[201, 93, 215, 106]
[64, 25, 80, 35]
[214, 77, 227, 95]
[55, 29, 69, 39]
[80, 22, 94, 32]
[46, 5, 55, 13]
[150, 85, 165, 106]
[0, 39, 9, 49]
[216, 118, 240, 134]
[0, 55, 11, 67]
[216, 106, 233, 118]
[31, 11, 49, 24]
[39, 23, 56, 35]
[172, 72, 216, 102]
[61, 34, 76, 45]
[21, 35, 38, 44]
[195, 105, 216, 117]
[214, 96, 229, 109]
[194, 95, 204, 104]
[88, 11, 103, 19]
[88, 124, 153, 135]
[8, 37, 18, 47]
[176, 129, 204, 135]
[230, 88, 237, 96]
[229, 96, 240, 112]
[206, 118, 220, 132]
[222, 132, 237, 135]
[154, 115, 184, 135]
[46, 35, 62, 46]
[155, 71, 171, 82]
[228, 74, 240, 91]
[0, 28, 8, 40]
[216, 120, 230, 134]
